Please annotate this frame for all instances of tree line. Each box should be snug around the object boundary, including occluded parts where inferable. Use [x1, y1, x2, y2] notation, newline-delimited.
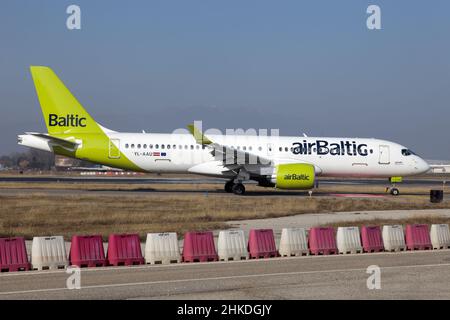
[0, 149, 55, 170]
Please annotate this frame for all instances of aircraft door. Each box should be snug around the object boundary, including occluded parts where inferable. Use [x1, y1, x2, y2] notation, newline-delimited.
[109, 139, 121, 159]
[378, 145, 390, 164]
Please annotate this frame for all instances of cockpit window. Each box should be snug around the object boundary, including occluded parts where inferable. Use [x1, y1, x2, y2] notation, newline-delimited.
[401, 149, 416, 156]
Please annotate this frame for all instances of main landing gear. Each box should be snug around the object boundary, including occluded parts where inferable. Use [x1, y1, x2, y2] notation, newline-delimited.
[224, 180, 246, 195]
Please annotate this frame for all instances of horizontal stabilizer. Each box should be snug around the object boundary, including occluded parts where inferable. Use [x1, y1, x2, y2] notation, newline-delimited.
[25, 132, 79, 149]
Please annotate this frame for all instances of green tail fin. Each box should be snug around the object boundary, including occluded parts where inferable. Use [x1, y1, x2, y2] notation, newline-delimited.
[30, 66, 103, 135]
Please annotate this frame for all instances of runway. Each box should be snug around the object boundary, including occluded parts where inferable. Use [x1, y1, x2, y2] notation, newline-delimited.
[0, 175, 448, 199]
[0, 250, 449, 299]
[0, 175, 447, 187]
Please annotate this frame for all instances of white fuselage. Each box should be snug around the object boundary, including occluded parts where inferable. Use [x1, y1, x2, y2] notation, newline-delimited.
[105, 133, 430, 178]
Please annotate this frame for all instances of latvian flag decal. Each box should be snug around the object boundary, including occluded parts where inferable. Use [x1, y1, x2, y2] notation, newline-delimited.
[152, 152, 166, 157]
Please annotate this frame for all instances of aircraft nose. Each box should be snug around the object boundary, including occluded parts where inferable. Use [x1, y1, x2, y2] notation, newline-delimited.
[416, 158, 430, 174]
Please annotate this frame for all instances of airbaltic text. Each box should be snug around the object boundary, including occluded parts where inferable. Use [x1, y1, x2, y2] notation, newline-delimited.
[49, 114, 87, 127]
[292, 140, 371, 156]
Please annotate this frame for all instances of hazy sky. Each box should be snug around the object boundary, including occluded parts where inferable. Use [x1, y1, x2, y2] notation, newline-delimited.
[1, 1, 449, 159]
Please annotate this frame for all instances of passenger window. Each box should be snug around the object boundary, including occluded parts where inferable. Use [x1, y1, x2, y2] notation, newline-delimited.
[131, 144, 135, 148]
[167, 145, 171, 149]
[249, 146, 252, 151]
[125, 144, 129, 149]
[155, 144, 159, 149]
[149, 144, 153, 149]
[173, 145, 176, 149]
[190, 145, 194, 150]
[258, 146, 262, 151]
[285, 147, 288, 152]
[279, 147, 282, 152]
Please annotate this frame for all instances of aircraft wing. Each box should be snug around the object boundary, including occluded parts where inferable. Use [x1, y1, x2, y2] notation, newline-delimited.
[25, 132, 80, 150]
[187, 124, 272, 167]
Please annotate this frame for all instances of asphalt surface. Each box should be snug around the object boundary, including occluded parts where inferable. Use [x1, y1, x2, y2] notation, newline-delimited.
[0, 175, 449, 199]
[0, 175, 448, 186]
[0, 250, 449, 300]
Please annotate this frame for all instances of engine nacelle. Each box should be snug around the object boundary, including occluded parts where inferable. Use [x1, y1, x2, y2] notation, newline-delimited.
[271, 163, 315, 190]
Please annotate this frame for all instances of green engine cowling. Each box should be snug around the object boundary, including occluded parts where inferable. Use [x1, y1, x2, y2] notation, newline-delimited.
[271, 163, 315, 190]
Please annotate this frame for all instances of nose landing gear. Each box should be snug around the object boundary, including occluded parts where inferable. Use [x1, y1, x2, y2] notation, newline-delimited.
[385, 185, 400, 196]
[389, 187, 400, 196]
[387, 177, 402, 196]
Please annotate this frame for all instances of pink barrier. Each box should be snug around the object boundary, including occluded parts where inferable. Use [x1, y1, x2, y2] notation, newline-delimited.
[0, 237, 31, 272]
[106, 234, 144, 266]
[182, 231, 218, 262]
[308, 227, 338, 255]
[405, 224, 432, 250]
[361, 226, 384, 253]
[248, 229, 279, 259]
[69, 235, 107, 267]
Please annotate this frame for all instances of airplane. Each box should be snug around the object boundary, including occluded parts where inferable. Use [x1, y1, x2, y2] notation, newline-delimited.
[18, 66, 430, 195]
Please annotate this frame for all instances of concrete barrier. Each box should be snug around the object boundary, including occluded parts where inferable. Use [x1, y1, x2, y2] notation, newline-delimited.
[145, 232, 181, 264]
[182, 231, 218, 262]
[248, 229, 279, 259]
[361, 226, 384, 253]
[336, 227, 362, 254]
[0, 237, 31, 272]
[107, 234, 145, 266]
[279, 228, 309, 257]
[69, 235, 107, 268]
[430, 224, 450, 250]
[405, 224, 432, 251]
[217, 230, 248, 261]
[308, 227, 338, 255]
[382, 225, 406, 252]
[31, 236, 68, 270]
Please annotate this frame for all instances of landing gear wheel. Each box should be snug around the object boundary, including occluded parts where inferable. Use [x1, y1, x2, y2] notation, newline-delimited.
[232, 183, 246, 195]
[224, 181, 234, 193]
[390, 188, 400, 196]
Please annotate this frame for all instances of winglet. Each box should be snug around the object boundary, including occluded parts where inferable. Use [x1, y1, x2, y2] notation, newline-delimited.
[187, 123, 213, 145]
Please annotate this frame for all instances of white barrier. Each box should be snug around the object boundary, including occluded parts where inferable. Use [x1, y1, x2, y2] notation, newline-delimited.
[382, 225, 406, 252]
[217, 230, 248, 261]
[279, 228, 309, 257]
[144, 232, 181, 264]
[336, 227, 362, 254]
[430, 224, 450, 249]
[31, 236, 68, 270]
